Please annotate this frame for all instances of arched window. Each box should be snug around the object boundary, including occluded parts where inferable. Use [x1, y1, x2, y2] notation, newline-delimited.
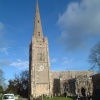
[38, 32, 40, 36]
[38, 20, 40, 23]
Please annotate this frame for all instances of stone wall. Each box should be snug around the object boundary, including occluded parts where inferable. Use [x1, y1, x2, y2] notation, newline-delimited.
[51, 70, 94, 80]
[50, 70, 94, 95]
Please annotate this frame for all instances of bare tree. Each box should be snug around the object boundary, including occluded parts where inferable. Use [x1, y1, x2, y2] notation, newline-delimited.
[6, 70, 29, 97]
[88, 42, 100, 72]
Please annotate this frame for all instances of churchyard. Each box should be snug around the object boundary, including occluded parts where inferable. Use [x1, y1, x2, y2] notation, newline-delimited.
[43, 97, 75, 100]
[0, 96, 75, 100]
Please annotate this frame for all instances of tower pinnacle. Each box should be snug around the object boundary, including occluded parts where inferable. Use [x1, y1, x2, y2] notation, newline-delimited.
[33, 0, 43, 38]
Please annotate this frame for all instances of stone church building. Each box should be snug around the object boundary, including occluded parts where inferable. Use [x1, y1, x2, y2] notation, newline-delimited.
[29, 1, 94, 98]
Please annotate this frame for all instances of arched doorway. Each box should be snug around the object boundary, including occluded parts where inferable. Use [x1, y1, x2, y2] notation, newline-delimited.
[81, 87, 86, 96]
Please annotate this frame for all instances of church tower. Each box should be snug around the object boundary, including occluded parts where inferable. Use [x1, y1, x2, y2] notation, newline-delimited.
[29, 0, 50, 98]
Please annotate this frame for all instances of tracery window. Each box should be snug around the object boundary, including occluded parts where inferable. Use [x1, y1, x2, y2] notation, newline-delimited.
[37, 51, 45, 61]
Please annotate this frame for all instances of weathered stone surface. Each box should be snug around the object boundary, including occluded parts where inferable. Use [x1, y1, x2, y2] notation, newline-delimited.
[29, 1, 94, 98]
[29, 1, 50, 98]
[50, 71, 93, 96]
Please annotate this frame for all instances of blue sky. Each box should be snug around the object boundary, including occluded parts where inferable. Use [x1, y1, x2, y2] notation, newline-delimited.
[0, 0, 100, 83]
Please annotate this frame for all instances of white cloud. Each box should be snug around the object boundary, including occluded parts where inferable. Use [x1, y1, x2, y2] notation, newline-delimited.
[51, 58, 58, 63]
[61, 57, 72, 65]
[0, 48, 9, 55]
[0, 22, 4, 31]
[10, 59, 29, 70]
[0, 60, 11, 67]
[58, 0, 100, 50]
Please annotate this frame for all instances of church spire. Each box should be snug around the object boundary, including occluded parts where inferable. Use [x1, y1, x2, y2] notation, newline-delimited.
[33, 0, 43, 38]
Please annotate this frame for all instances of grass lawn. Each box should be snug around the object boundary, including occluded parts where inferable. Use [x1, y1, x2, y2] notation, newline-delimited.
[44, 97, 75, 100]
[17, 97, 23, 100]
[0, 96, 75, 100]
[0, 96, 2, 100]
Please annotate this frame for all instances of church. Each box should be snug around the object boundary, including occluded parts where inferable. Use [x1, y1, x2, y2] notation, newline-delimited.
[29, 1, 94, 98]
